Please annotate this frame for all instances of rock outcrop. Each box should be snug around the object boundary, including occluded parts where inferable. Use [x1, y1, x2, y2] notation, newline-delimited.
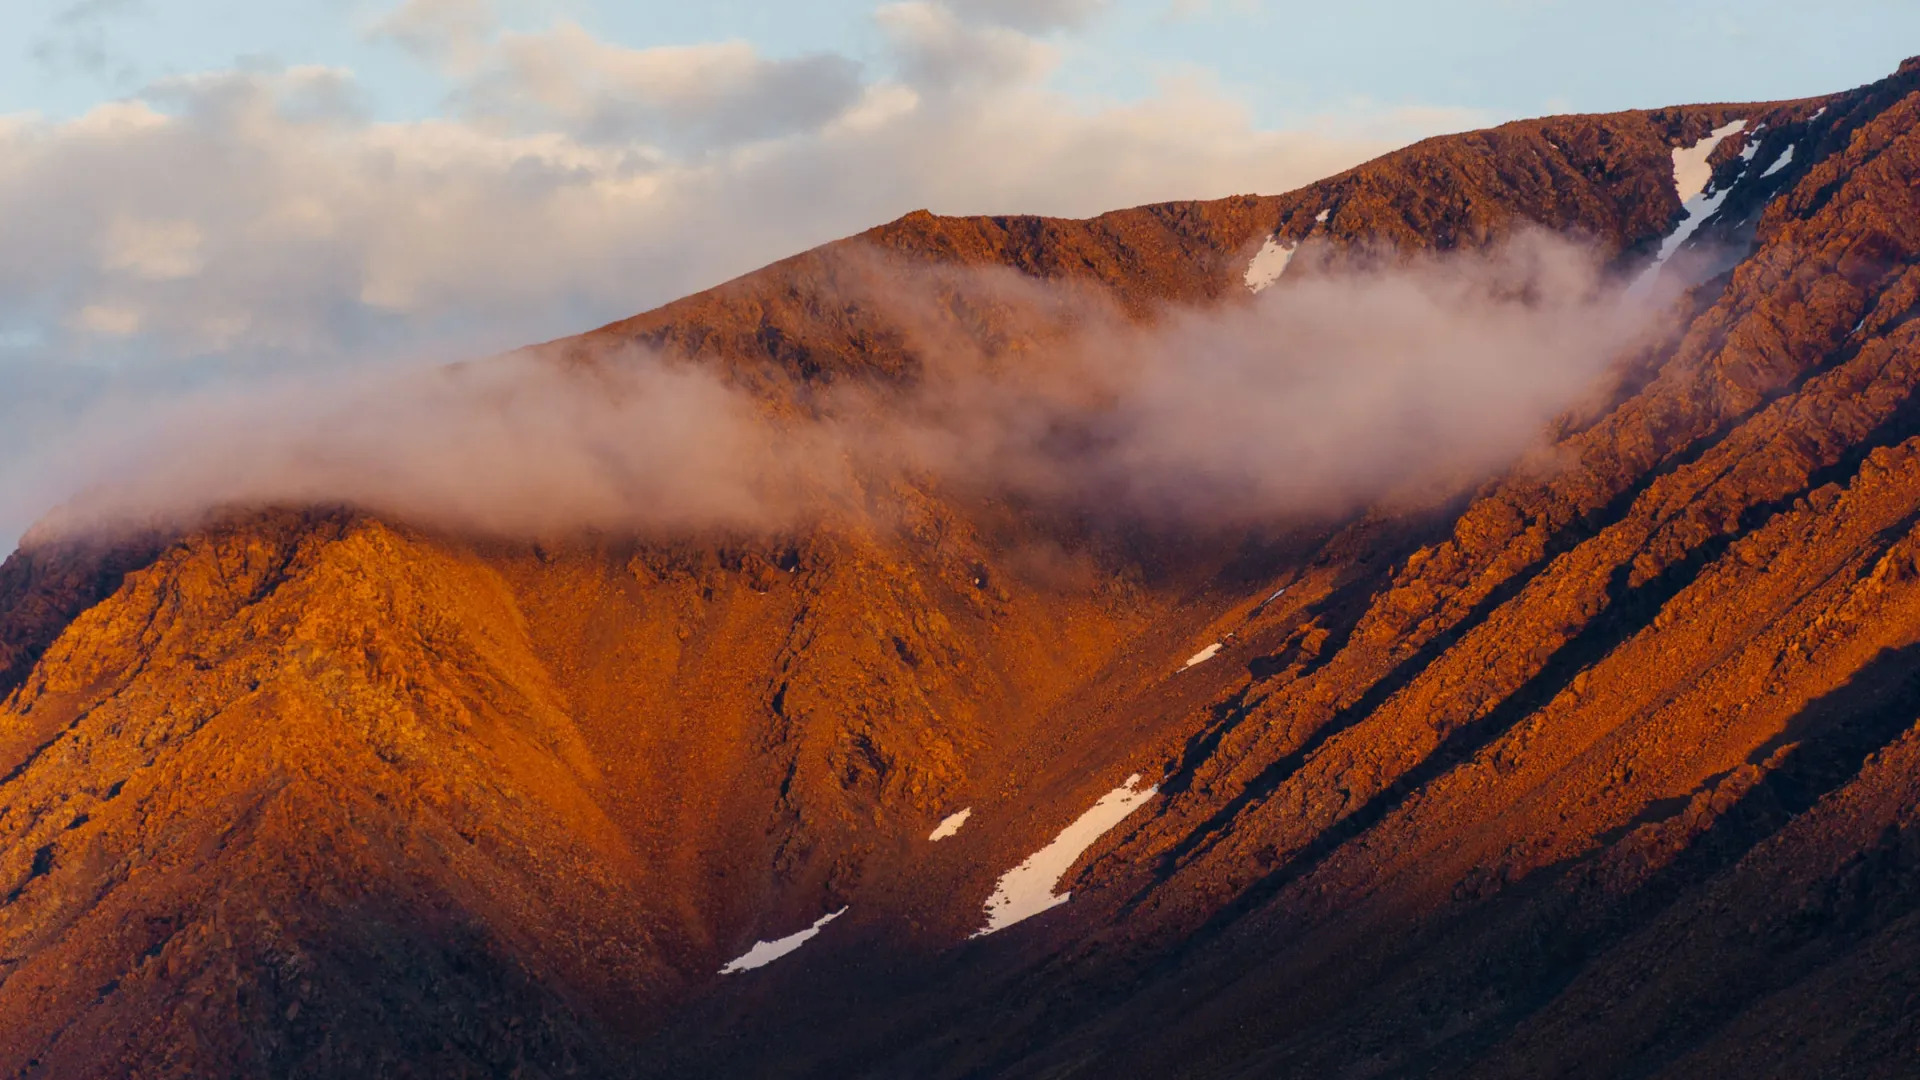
[3, 57, 1919, 1080]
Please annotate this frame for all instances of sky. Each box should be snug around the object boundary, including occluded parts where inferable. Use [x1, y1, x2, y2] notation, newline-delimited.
[0, 0, 1912, 549]
[8, 2, 1915, 125]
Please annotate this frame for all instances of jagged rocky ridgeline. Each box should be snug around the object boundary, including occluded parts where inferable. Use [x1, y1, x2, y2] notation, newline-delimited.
[3, 56, 1920, 1080]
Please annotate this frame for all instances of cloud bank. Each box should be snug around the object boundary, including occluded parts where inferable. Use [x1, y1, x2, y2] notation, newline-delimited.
[0, 0, 1488, 548]
[16, 234, 1653, 546]
[858, 232, 1649, 523]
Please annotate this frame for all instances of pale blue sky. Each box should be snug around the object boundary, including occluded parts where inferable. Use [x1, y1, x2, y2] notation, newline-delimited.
[5, 0, 1914, 127]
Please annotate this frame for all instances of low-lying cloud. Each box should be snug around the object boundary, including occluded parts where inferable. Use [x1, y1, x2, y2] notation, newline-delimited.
[864, 232, 1648, 522]
[17, 354, 827, 542]
[14, 233, 1658, 547]
[3, 0, 1490, 553]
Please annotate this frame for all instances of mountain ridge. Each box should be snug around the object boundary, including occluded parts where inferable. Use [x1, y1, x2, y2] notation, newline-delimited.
[2, 59, 1918, 1079]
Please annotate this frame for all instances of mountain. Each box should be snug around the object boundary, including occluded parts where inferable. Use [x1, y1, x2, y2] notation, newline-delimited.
[3, 57, 1919, 1079]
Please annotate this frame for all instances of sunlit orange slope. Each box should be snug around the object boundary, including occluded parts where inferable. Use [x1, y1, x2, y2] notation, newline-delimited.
[3, 59, 1919, 1080]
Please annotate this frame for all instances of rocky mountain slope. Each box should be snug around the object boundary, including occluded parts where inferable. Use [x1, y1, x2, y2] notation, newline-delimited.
[3, 57, 1919, 1079]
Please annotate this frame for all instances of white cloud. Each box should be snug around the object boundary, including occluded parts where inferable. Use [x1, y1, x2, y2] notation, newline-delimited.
[947, 0, 1110, 32]
[876, 1, 1057, 93]
[370, 0, 495, 75]
[103, 218, 204, 280]
[465, 25, 866, 148]
[75, 304, 141, 336]
[0, 0, 1470, 547]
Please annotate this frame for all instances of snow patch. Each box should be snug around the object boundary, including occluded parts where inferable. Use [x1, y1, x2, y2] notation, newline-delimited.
[718, 907, 847, 974]
[974, 775, 1158, 936]
[1244, 236, 1295, 293]
[929, 808, 972, 841]
[1761, 144, 1795, 178]
[1183, 643, 1223, 669]
[1629, 120, 1748, 297]
[1314, 208, 1330, 223]
[1672, 120, 1747, 202]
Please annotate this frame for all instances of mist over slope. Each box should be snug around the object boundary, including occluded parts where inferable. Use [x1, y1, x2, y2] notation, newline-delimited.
[25, 232, 1648, 543]
[2, 55, 1918, 1080]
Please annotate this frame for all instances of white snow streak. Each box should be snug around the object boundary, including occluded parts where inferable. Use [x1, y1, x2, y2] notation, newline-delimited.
[1183, 642, 1223, 668]
[1244, 236, 1296, 293]
[1314, 208, 1330, 223]
[1628, 120, 1747, 297]
[974, 775, 1158, 936]
[929, 808, 973, 841]
[1673, 120, 1747, 202]
[1761, 144, 1796, 178]
[718, 907, 847, 974]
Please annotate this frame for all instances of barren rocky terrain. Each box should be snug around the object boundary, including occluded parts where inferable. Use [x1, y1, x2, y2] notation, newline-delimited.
[3, 55, 1919, 1080]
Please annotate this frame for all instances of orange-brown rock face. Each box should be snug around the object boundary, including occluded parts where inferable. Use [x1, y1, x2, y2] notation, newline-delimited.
[5, 59, 1920, 1080]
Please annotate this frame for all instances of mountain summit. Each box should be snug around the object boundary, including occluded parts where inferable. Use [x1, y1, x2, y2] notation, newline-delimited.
[4, 58, 1920, 1079]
